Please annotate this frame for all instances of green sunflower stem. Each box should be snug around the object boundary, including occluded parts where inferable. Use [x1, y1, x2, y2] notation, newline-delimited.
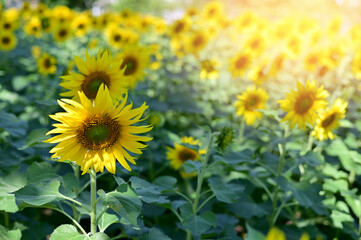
[306, 130, 314, 152]
[238, 117, 245, 142]
[90, 169, 97, 234]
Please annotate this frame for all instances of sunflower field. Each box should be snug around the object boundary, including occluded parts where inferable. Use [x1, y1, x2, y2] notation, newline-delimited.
[2, 0, 361, 239]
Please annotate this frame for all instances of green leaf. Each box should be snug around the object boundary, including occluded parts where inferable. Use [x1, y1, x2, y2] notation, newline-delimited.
[148, 228, 172, 240]
[50, 224, 110, 240]
[0, 112, 27, 137]
[323, 179, 348, 193]
[50, 224, 84, 240]
[98, 183, 142, 226]
[183, 160, 202, 173]
[227, 196, 267, 219]
[245, 223, 265, 240]
[153, 176, 177, 190]
[331, 201, 354, 228]
[26, 162, 60, 184]
[0, 173, 27, 213]
[208, 177, 244, 203]
[98, 212, 118, 232]
[296, 151, 324, 167]
[14, 180, 61, 208]
[19, 128, 50, 149]
[0, 225, 21, 240]
[183, 211, 216, 236]
[130, 176, 168, 204]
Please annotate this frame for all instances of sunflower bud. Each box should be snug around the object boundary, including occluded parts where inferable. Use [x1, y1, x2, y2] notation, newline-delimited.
[216, 126, 234, 153]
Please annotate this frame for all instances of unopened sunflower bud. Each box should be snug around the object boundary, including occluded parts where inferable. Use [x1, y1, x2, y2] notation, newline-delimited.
[216, 126, 234, 153]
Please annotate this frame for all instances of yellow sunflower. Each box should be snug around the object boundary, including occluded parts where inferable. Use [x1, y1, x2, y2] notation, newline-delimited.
[37, 53, 57, 76]
[185, 30, 209, 56]
[202, 1, 224, 22]
[24, 17, 42, 38]
[45, 84, 152, 174]
[115, 44, 150, 89]
[304, 50, 323, 72]
[266, 227, 286, 240]
[200, 59, 219, 80]
[166, 136, 205, 177]
[312, 98, 347, 141]
[106, 26, 139, 49]
[71, 13, 90, 37]
[0, 32, 17, 51]
[60, 50, 127, 101]
[229, 51, 253, 78]
[0, 18, 18, 32]
[235, 86, 268, 125]
[248, 59, 269, 85]
[278, 81, 329, 129]
[169, 17, 191, 38]
[53, 24, 72, 42]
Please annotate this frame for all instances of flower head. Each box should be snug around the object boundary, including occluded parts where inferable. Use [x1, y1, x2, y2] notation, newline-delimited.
[45, 84, 152, 174]
[279, 81, 329, 129]
[37, 53, 57, 75]
[312, 98, 347, 140]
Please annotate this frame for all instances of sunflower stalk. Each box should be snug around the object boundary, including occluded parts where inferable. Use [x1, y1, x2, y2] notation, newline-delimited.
[90, 169, 97, 234]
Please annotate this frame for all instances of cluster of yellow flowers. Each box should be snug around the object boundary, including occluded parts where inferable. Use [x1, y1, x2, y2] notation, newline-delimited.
[44, 50, 152, 174]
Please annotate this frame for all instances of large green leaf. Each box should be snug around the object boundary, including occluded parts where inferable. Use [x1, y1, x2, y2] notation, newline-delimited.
[50, 224, 109, 240]
[182, 210, 216, 236]
[0, 173, 27, 213]
[153, 176, 177, 190]
[208, 177, 244, 203]
[26, 161, 60, 184]
[98, 183, 142, 226]
[130, 176, 168, 204]
[0, 112, 27, 137]
[98, 212, 118, 232]
[19, 128, 50, 149]
[14, 180, 61, 208]
[0, 225, 21, 240]
[147, 228, 172, 240]
[245, 224, 265, 240]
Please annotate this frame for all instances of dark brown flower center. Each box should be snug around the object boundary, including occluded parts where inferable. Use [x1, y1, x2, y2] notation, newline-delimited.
[178, 147, 198, 162]
[81, 71, 111, 100]
[321, 113, 336, 128]
[1, 37, 10, 44]
[295, 95, 314, 114]
[193, 35, 204, 47]
[78, 23, 85, 29]
[77, 115, 120, 150]
[58, 29, 68, 37]
[113, 34, 121, 42]
[235, 56, 248, 69]
[121, 57, 138, 76]
[174, 22, 185, 33]
[43, 58, 52, 68]
[3, 23, 11, 29]
[245, 95, 260, 111]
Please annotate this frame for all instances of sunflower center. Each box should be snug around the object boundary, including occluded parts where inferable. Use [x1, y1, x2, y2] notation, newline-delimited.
[113, 34, 121, 42]
[174, 22, 185, 33]
[235, 56, 247, 69]
[59, 29, 68, 37]
[121, 57, 138, 76]
[193, 35, 204, 47]
[81, 71, 111, 99]
[43, 58, 52, 68]
[321, 113, 336, 128]
[77, 115, 120, 150]
[178, 147, 198, 162]
[295, 95, 314, 114]
[1, 37, 10, 44]
[78, 23, 85, 29]
[3, 23, 11, 29]
[245, 95, 260, 110]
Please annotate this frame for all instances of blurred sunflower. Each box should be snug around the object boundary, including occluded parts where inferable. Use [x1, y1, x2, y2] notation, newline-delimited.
[0, 18, 18, 32]
[352, 51, 361, 79]
[106, 26, 139, 48]
[269, 53, 285, 77]
[266, 227, 286, 240]
[185, 30, 209, 56]
[229, 51, 253, 78]
[248, 59, 268, 85]
[37, 53, 57, 75]
[285, 33, 303, 59]
[304, 50, 323, 72]
[202, 1, 224, 22]
[72, 14, 90, 37]
[235, 86, 268, 125]
[52, 5, 73, 25]
[244, 31, 267, 56]
[169, 17, 191, 38]
[24, 17, 42, 38]
[60, 50, 127, 101]
[312, 98, 347, 140]
[166, 136, 205, 177]
[0, 32, 17, 51]
[115, 44, 150, 88]
[45, 84, 152, 174]
[200, 59, 219, 80]
[53, 24, 72, 42]
[279, 81, 329, 129]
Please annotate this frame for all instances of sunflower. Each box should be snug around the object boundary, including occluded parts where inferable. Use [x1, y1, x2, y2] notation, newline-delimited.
[200, 59, 219, 80]
[312, 98, 347, 141]
[166, 136, 205, 177]
[304, 50, 322, 72]
[45, 85, 152, 174]
[266, 227, 286, 240]
[284, 33, 303, 59]
[269, 53, 285, 77]
[0, 32, 17, 51]
[0, 18, 18, 32]
[71, 14, 90, 37]
[235, 86, 268, 125]
[115, 44, 150, 88]
[53, 24, 72, 42]
[229, 51, 253, 78]
[202, 1, 224, 22]
[60, 50, 127, 101]
[24, 17, 42, 38]
[185, 30, 209, 56]
[37, 53, 57, 76]
[244, 31, 267, 56]
[52, 5, 73, 25]
[352, 50, 361, 79]
[278, 81, 329, 129]
[106, 26, 139, 49]
[169, 17, 191, 38]
[248, 59, 268, 85]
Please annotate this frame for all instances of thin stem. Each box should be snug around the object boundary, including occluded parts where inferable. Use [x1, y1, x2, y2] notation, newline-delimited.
[4, 212, 9, 228]
[193, 132, 218, 214]
[96, 206, 109, 224]
[197, 194, 215, 212]
[61, 195, 91, 212]
[90, 169, 97, 234]
[272, 201, 298, 226]
[238, 117, 245, 142]
[252, 177, 273, 200]
[199, 189, 212, 199]
[165, 190, 193, 206]
[168, 207, 183, 223]
[79, 172, 106, 194]
[186, 230, 192, 240]
[51, 207, 87, 235]
[358, 197, 361, 236]
[305, 130, 314, 152]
